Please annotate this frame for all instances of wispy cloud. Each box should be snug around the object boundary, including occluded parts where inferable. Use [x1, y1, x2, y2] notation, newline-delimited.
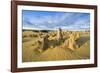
[22, 10, 90, 31]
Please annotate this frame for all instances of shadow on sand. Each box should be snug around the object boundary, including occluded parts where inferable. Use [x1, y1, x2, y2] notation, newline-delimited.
[76, 36, 90, 47]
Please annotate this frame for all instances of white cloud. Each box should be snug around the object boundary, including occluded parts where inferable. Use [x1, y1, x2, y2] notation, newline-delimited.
[23, 11, 90, 31]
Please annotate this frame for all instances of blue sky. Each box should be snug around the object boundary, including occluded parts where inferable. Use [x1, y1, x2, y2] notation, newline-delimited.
[22, 10, 90, 30]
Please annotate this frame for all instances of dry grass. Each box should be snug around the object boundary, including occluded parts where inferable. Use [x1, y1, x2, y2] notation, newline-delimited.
[22, 30, 90, 62]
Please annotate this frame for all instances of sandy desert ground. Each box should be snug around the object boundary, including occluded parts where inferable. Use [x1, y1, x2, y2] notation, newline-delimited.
[22, 30, 90, 62]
